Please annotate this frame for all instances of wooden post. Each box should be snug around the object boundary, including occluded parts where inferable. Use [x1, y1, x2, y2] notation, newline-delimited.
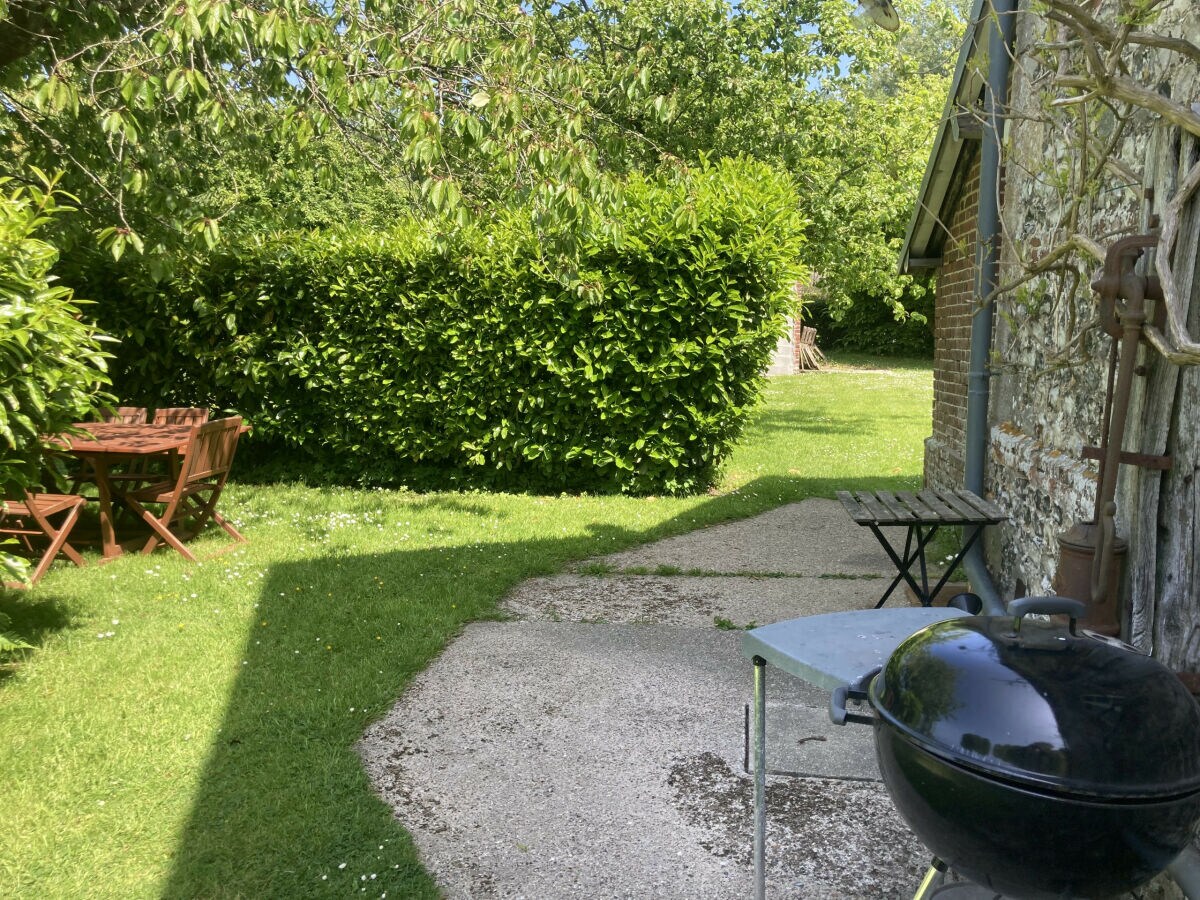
[1122, 121, 1177, 651]
[1124, 125, 1200, 670]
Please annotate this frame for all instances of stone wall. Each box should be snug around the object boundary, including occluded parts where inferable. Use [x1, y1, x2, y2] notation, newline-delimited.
[765, 317, 798, 375]
[986, 423, 1098, 596]
[765, 317, 807, 375]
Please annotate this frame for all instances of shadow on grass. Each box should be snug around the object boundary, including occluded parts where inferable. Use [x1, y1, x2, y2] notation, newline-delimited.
[0, 591, 74, 683]
[748, 408, 891, 439]
[161, 474, 917, 897]
[402, 494, 510, 517]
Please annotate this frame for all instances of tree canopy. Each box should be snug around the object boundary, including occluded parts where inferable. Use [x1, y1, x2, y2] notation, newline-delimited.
[0, 0, 962, 300]
[532, 0, 965, 308]
[0, 0, 964, 559]
[0, 0, 656, 264]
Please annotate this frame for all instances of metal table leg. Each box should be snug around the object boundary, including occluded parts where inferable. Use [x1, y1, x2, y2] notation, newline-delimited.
[753, 655, 767, 900]
[871, 523, 941, 607]
[925, 524, 985, 603]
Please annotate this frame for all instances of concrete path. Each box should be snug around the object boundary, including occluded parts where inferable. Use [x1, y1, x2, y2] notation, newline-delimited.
[357, 498, 1176, 899]
[359, 498, 941, 898]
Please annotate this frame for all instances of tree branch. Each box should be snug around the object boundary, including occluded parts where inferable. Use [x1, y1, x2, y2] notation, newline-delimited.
[1056, 74, 1200, 137]
[1149, 156, 1200, 364]
[1126, 31, 1200, 64]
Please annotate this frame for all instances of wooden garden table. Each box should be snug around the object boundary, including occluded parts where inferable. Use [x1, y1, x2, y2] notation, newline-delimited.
[55, 422, 192, 558]
[836, 488, 1007, 608]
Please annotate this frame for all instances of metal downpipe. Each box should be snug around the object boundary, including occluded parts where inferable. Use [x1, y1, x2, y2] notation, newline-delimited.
[963, 0, 1016, 615]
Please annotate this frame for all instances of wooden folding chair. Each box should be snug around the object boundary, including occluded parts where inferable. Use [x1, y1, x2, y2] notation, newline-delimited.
[124, 408, 211, 488]
[797, 326, 826, 370]
[101, 406, 149, 424]
[120, 417, 245, 561]
[1, 490, 88, 588]
[152, 408, 210, 426]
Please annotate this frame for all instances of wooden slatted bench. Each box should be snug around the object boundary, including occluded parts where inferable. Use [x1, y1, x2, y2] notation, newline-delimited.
[796, 326, 825, 370]
[836, 488, 1007, 608]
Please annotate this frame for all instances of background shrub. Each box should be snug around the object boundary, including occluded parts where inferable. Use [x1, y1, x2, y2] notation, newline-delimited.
[803, 286, 934, 358]
[84, 161, 805, 494]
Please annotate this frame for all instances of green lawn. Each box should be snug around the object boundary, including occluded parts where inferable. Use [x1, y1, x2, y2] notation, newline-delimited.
[0, 360, 931, 898]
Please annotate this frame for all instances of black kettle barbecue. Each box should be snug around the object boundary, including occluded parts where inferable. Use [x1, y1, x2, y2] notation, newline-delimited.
[830, 597, 1200, 899]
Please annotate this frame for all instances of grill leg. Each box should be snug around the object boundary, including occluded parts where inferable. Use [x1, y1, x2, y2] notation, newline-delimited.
[1168, 845, 1200, 899]
[753, 656, 767, 900]
[912, 857, 948, 899]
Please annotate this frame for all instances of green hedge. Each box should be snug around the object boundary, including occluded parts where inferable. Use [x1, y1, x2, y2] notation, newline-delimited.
[89, 161, 805, 493]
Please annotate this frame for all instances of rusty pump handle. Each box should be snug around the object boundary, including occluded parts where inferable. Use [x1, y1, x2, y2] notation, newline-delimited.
[1092, 234, 1158, 338]
[1088, 233, 1158, 608]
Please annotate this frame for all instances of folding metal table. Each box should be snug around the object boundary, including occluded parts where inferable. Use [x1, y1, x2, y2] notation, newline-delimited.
[741, 607, 969, 900]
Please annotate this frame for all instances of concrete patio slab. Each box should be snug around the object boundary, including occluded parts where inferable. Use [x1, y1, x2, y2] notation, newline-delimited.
[502, 573, 884, 628]
[754, 701, 880, 781]
[590, 498, 897, 577]
[360, 621, 924, 899]
[360, 488, 1186, 899]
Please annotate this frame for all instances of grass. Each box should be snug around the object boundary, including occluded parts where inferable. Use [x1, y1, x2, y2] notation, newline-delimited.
[0, 359, 931, 898]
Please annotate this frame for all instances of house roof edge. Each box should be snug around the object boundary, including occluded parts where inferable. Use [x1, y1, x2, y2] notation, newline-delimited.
[898, 0, 993, 275]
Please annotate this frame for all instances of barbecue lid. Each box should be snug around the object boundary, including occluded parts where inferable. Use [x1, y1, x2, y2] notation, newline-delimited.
[868, 597, 1200, 799]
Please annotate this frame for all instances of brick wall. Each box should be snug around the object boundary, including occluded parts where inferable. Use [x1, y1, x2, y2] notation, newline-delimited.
[924, 150, 981, 491]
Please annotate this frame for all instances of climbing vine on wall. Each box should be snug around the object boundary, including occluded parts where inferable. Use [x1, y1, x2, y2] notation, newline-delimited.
[977, 0, 1200, 369]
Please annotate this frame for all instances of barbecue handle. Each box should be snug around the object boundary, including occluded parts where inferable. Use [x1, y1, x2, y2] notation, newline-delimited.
[829, 671, 878, 727]
[1008, 596, 1087, 631]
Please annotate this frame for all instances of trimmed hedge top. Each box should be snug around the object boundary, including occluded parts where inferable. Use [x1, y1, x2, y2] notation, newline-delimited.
[98, 160, 806, 493]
